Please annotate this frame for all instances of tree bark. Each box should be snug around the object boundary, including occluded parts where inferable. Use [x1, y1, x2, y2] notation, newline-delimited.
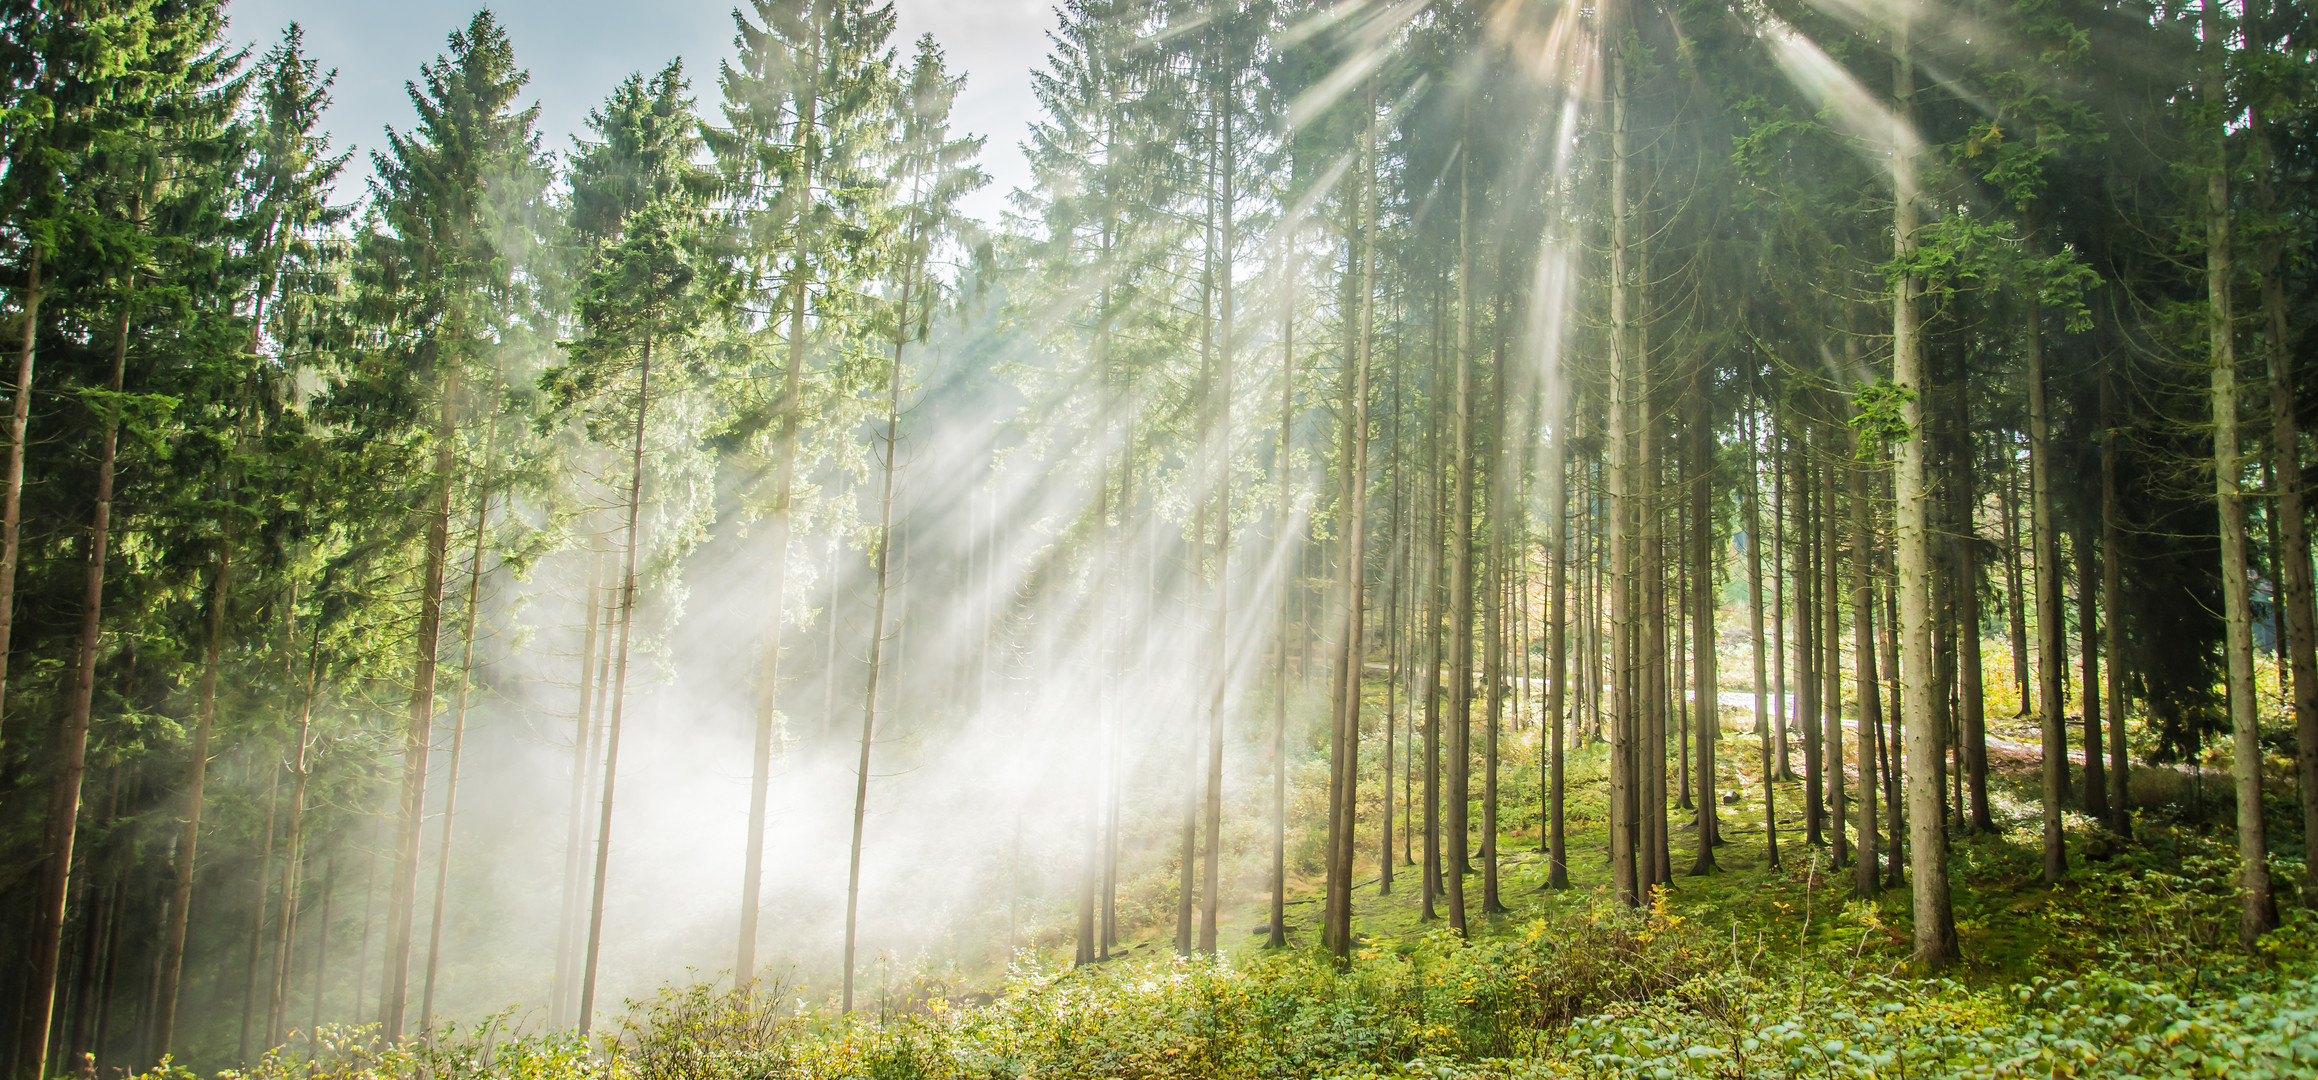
[1850, 433, 1879, 894]
[579, 336, 652, 1032]
[155, 504, 232, 1058]
[2206, 0, 2275, 942]
[1891, 25, 1947, 964]
[552, 552, 602, 1024]
[1271, 269, 1296, 946]
[1606, 21, 1638, 907]
[421, 443, 496, 1032]
[1547, 379, 1570, 888]
[268, 625, 326, 1048]
[2254, 114, 2317, 903]
[1751, 387, 1779, 869]
[1199, 87, 1237, 957]
[2027, 293, 2068, 885]
[1444, 112, 1475, 935]
[240, 759, 281, 1061]
[845, 251, 917, 1009]
[0, 246, 40, 745]
[2100, 356, 2129, 835]
[1800, 433, 1823, 847]
[1690, 360, 1717, 875]
[21, 296, 132, 1079]
[382, 357, 460, 1043]
[739, 7, 823, 983]
[2077, 522, 2105, 821]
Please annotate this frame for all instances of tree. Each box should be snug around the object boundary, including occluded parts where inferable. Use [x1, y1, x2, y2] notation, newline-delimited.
[358, 12, 548, 1040]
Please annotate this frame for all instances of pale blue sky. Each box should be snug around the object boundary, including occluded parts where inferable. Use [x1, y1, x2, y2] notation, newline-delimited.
[225, 0, 1049, 224]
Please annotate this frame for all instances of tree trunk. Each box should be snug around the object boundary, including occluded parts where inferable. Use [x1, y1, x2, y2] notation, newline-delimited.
[1690, 361, 1717, 875]
[1751, 388, 1778, 870]
[579, 336, 652, 1032]
[1546, 383, 1571, 889]
[1955, 371, 1992, 832]
[2255, 114, 2317, 902]
[845, 254, 916, 1010]
[1482, 323, 1508, 915]
[1271, 271, 1296, 947]
[552, 552, 602, 1024]
[2004, 465, 2031, 716]
[2026, 291, 2068, 885]
[1774, 413, 1792, 783]
[1444, 115, 1475, 936]
[1850, 432, 1878, 894]
[268, 626, 326, 1048]
[382, 358, 460, 1043]
[1800, 434, 1823, 846]
[1822, 452, 1846, 867]
[0, 246, 40, 742]
[1891, 25, 1947, 959]
[1200, 89, 1237, 957]
[155, 510, 232, 1058]
[421, 446, 496, 1032]
[241, 760, 281, 1061]
[2100, 356, 2129, 836]
[1606, 23, 1637, 907]
[21, 297, 131, 1079]
[739, 13, 823, 983]
[2206, 0, 2275, 942]
[2077, 522, 2105, 821]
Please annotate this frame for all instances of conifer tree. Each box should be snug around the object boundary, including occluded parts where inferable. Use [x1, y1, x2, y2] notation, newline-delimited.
[357, 12, 548, 1040]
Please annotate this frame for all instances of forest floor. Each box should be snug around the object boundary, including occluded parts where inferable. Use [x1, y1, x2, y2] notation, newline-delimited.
[1151, 674, 2305, 985]
[207, 678, 2318, 1079]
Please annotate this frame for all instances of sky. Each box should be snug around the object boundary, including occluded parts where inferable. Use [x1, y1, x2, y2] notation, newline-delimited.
[225, 0, 1052, 225]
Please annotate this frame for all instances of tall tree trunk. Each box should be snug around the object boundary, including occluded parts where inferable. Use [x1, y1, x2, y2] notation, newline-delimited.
[1444, 112, 1475, 935]
[1774, 414, 1791, 783]
[1482, 312, 1508, 916]
[383, 357, 460, 1043]
[845, 255, 916, 1010]
[308, 855, 335, 1052]
[1201, 85, 1238, 958]
[421, 446, 496, 1032]
[740, 11, 823, 982]
[2077, 522, 2105, 821]
[1606, 20, 1638, 907]
[2206, 0, 2276, 942]
[1850, 432, 1879, 894]
[155, 505, 232, 1058]
[2026, 292, 2068, 885]
[1799, 433, 1823, 845]
[579, 336, 653, 1032]
[242, 761, 282, 1061]
[1821, 452, 1846, 867]
[1881, 578, 1906, 885]
[268, 626, 326, 1048]
[21, 296, 132, 1079]
[1744, 390, 1778, 871]
[1271, 271, 1296, 947]
[1546, 385, 1571, 889]
[1955, 370, 1992, 832]
[1690, 361, 1718, 874]
[2255, 115, 2317, 902]
[2004, 465, 2031, 715]
[2100, 356, 2129, 836]
[552, 553, 602, 1024]
[0, 246, 40, 746]
[1420, 328, 1445, 916]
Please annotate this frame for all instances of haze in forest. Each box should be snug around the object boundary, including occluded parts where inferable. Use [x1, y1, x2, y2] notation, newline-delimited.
[2, 0, 2315, 1078]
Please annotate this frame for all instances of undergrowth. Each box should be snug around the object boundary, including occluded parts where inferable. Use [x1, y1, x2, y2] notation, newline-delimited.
[133, 834, 2318, 1080]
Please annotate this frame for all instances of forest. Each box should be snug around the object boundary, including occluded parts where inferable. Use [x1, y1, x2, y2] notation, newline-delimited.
[1, 0, 2316, 1075]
